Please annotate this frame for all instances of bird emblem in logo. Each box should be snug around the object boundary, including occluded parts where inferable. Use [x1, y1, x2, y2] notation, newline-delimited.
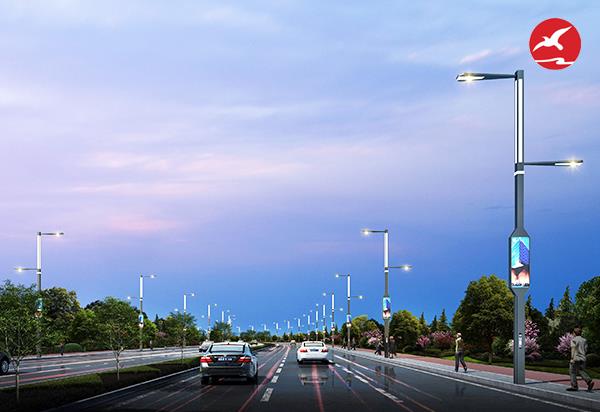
[529, 18, 581, 70]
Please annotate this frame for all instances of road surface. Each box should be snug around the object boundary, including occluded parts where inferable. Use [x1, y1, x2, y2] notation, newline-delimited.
[55, 344, 590, 412]
[0, 347, 199, 389]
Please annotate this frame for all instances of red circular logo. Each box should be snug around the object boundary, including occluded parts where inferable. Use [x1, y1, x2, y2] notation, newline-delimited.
[529, 18, 581, 70]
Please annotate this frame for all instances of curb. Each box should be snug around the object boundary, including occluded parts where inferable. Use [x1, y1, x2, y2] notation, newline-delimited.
[337, 349, 600, 411]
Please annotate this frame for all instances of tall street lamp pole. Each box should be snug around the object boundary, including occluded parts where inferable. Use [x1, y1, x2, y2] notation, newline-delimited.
[138, 274, 156, 351]
[16, 231, 64, 358]
[323, 292, 335, 347]
[456, 70, 583, 384]
[336, 273, 363, 350]
[183, 292, 195, 351]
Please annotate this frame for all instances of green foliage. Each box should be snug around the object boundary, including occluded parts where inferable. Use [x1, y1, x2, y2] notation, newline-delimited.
[390, 310, 420, 347]
[41, 287, 81, 347]
[68, 309, 99, 351]
[429, 315, 438, 333]
[575, 276, 600, 351]
[63, 343, 83, 353]
[545, 298, 556, 320]
[209, 321, 233, 342]
[556, 286, 578, 337]
[452, 274, 513, 359]
[418, 312, 429, 335]
[438, 309, 449, 332]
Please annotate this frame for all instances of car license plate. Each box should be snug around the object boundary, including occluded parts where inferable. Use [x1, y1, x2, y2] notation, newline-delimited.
[310, 349, 318, 352]
[218, 357, 234, 361]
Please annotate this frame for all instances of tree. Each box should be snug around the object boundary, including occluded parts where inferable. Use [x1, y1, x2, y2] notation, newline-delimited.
[41, 287, 81, 348]
[93, 297, 138, 380]
[545, 298, 556, 320]
[389, 310, 420, 348]
[575, 276, 600, 351]
[452, 275, 513, 364]
[525, 295, 550, 353]
[556, 286, 578, 337]
[418, 312, 429, 335]
[0, 281, 45, 402]
[438, 309, 450, 332]
[429, 315, 438, 333]
[210, 321, 233, 342]
[68, 308, 99, 350]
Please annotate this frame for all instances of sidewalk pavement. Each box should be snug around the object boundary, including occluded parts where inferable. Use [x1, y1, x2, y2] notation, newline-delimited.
[336, 347, 600, 411]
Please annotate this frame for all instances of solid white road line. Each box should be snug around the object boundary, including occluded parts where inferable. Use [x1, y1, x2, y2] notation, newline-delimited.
[261, 388, 274, 402]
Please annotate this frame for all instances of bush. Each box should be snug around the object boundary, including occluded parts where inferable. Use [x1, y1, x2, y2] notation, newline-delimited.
[403, 345, 416, 353]
[64, 343, 83, 353]
[424, 347, 441, 357]
[587, 353, 600, 367]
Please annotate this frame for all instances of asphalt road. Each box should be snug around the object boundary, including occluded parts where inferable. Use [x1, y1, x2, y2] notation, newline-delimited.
[0, 347, 200, 389]
[54, 344, 591, 412]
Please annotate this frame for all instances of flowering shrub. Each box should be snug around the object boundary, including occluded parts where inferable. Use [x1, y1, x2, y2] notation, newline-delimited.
[431, 331, 454, 349]
[556, 333, 574, 357]
[362, 329, 382, 348]
[508, 320, 542, 361]
[416, 335, 431, 349]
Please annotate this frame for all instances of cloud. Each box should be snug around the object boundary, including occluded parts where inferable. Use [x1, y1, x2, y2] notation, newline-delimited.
[107, 214, 180, 234]
[459, 47, 520, 65]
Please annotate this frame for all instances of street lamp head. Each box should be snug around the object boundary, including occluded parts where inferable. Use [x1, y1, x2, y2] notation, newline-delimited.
[335, 273, 340, 278]
[358, 295, 364, 300]
[322, 292, 327, 296]
[127, 296, 132, 300]
[149, 274, 157, 279]
[456, 73, 485, 82]
[16, 267, 23, 273]
[361, 229, 371, 236]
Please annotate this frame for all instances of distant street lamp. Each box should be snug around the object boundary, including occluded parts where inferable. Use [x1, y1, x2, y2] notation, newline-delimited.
[335, 273, 363, 350]
[207, 303, 217, 333]
[137, 274, 156, 351]
[456, 69, 583, 384]
[15, 231, 65, 358]
[183, 292, 195, 350]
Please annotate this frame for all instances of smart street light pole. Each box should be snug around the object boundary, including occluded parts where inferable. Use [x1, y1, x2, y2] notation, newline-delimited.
[456, 70, 583, 384]
[336, 274, 363, 350]
[183, 292, 195, 352]
[323, 291, 335, 347]
[138, 274, 156, 351]
[16, 231, 64, 358]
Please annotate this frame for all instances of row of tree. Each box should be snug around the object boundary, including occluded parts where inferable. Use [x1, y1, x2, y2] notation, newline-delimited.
[342, 275, 599, 364]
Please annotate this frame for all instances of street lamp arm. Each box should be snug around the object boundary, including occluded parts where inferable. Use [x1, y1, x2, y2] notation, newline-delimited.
[456, 72, 516, 82]
[524, 160, 583, 167]
[15, 267, 37, 271]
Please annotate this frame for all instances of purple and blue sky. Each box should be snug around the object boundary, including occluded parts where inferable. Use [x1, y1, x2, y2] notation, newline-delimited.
[1, 1, 598, 332]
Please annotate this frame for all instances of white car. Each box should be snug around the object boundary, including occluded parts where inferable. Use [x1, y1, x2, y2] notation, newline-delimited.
[296, 341, 329, 364]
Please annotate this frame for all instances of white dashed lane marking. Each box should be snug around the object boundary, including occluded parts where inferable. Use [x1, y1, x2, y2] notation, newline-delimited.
[261, 388, 274, 402]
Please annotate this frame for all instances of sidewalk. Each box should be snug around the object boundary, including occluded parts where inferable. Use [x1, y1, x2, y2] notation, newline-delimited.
[336, 347, 600, 411]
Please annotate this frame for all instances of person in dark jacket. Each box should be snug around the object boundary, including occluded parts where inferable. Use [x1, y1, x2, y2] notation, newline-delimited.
[375, 341, 383, 356]
[389, 336, 397, 358]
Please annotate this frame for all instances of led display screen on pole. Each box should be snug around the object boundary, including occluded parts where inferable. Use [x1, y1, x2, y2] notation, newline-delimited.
[510, 236, 530, 288]
[382, 297, 391, 319]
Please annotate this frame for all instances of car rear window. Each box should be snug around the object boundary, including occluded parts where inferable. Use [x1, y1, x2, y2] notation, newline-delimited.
[304, 342, 324, 347]
[210, 344, 245, 353]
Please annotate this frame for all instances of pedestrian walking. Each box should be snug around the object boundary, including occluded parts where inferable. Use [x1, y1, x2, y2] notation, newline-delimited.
[351, 337, 357, 350]
[567, 327, 594, 392]
[60, 341, 65, 357]
[375, 341, 383, 356]
[389, 336, 397, 358]
[455, 332, 467, 372]
[150, 339, 154, 351]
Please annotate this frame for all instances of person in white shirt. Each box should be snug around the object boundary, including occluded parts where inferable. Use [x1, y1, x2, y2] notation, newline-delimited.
[567, 327, 594, 392]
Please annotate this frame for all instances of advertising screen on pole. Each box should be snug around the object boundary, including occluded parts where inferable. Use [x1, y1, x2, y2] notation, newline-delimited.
[382, 297, 391, 319]
[510, 236, 530, 288]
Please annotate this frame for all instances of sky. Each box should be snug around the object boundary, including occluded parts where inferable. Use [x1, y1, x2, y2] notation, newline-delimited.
[0, 0, 598, 333]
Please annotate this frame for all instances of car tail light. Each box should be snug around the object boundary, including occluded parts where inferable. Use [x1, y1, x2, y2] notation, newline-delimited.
[238, 356, 252, 363]
[200, 356, 213, 363]
[321, 348, 328, 352]
[299, 348, 308, 353]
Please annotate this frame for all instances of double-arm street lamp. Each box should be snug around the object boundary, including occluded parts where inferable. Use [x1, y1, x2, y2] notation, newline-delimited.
[335, 273, 363, 350]
[323, 291, 336, 347]
[456, 70, 583, 384]
[183, 292, 195, 349]
[207, 303, 217, 333]
[362, 229, 412, 358]
[16, 231, 65, 357]
[137, 274, 156, 351]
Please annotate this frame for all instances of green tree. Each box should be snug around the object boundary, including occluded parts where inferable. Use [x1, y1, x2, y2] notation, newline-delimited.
[575, 276, 600, 351]
[68, 308, 99, 350]
[556, 286, 578, 337]
[0, 281, 45, 402]
[93, 297, 138, 380]
[429, 315, 438, 333]
[41, 287, 81, 349]
[210, 321, 233, 342]
[418, 312, 429, 335]
[390, 310, 420, 348]
[438, 309, 449, 332]
[526, 295, 551, 353]
[452, 275, 513, 364]
[545, 298, 556, 320]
